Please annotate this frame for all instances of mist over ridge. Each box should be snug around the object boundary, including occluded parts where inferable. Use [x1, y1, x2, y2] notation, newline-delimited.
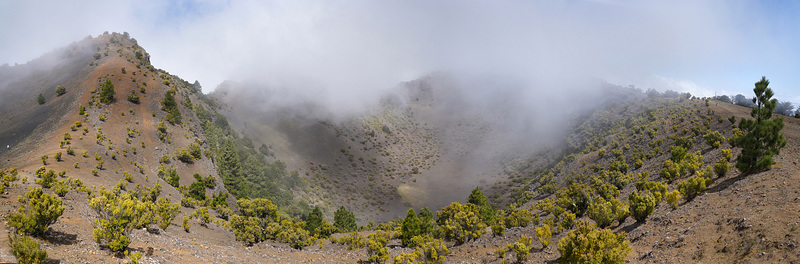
[2, 0, 799, 107]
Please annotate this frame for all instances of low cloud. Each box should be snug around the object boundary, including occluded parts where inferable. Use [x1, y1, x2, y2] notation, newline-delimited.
[0, 0, 797, 109]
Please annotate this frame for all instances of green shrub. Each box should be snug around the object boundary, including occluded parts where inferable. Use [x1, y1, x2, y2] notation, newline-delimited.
[533, 198, 564, 216]
[504, 209, 533, 228]
[37, 93, 45, 105]
[127, 90, 140, 104]
[681, 151, 703, 175]
[202, 175, 216, 188]
[586, 197, 615, 228]
[156, 122, 168, 142]
[636, 173, 667, 203]
[559, 211, 577, 231]
[672, 135, 694, 150]
[417, 237, 448, 263]
[666, 190, 681, 209]
[8, 187, 64, 236]
[366, 231, 390, 263]
[8, 233, 47, 264]
[34, 169, 56, 189]
[159, 167, 179, 187]
[90, 188, 156, 251]
[505, 235, 533, 263]
[189, 143, 202, 160]
[228, 215, 261, 245]
[557, 220, 631, 264]
[491, 221, 505, 237]
[182, 216, 191, 232]
[714, 158, 730, 177]
[55, 85, 66, 96]
[628, 191, 656, 222]
[613, 199, 630, 225]
[437, 202, 486, 245]
[535, 224, 552, 249]
[704, 131, 725, 149]
[332, 232, 366, 250]
[52, 180, 68, 197]
[721, 148, 732, 161]
[659, 159, 681, 182]
[156, 198, 180, 230]
[181, 197, 197, 208]
[188, 181, 205, 201]
[125, 250, 142, 264]
[556, 183, 593, 217]
[176, 148, 193, 163]
[597, 170, 632, 190]
[678, 174, 713, 202]
[159, 154, 171, 164]
[237, 198, 278, 219]
[317, 220, 337, 239]
[670, 146, 687, 162]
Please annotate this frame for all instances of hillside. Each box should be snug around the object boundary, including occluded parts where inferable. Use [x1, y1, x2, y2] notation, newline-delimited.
[0, 33, 798, 264]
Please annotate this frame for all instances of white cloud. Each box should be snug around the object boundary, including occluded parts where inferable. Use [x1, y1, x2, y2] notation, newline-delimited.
[0, 0, 797, 107]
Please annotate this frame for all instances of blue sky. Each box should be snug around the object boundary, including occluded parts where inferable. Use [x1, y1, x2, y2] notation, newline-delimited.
[0, 0, 798, 106]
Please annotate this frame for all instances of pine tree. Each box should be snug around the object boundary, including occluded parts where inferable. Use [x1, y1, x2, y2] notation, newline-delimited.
[218, 139, 245, 198]
[467, 187, 494, 225]
[333, 206, 357, 232]
[418, 207, 436, 235]
[305, 206, 323, 233]
[161, 88, 181, 124]
[731, 76, 787, 173]
[99, 78, 115, 104]
[400, 209, 421, 247]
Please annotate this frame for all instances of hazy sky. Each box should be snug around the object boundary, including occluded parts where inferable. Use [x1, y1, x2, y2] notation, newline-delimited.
[1, 0, 799, 104]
